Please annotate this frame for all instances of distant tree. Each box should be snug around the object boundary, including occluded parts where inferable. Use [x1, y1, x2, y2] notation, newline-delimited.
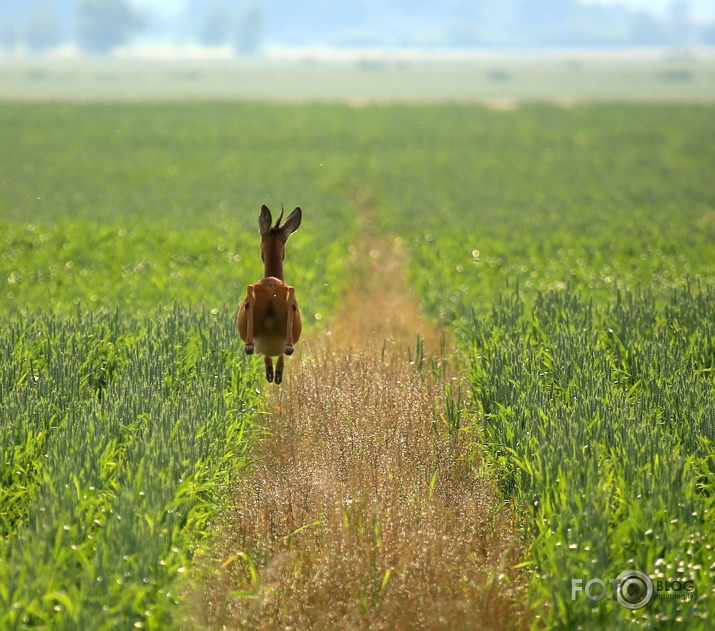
[198, 2, 233, 46]
[234, 5, 264, 55]
[25, 3, 63, 52]
[77, 0, 143, 55]
[0, 20, 19, 51]
[629, 12, 671, 45]
[667, 0, 691, 24]
[667, 0, 694, 45]
[703, 21, 715, 45]
[513, 0, 578, 23]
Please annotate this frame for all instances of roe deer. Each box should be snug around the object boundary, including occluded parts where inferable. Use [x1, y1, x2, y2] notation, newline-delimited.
[238, 204, 302, 384]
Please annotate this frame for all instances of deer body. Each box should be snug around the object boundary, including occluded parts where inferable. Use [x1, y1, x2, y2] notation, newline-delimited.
[238, 205, 302, 384]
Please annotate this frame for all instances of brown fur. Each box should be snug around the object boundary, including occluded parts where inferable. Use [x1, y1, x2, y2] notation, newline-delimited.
[238, 205, 302, 384]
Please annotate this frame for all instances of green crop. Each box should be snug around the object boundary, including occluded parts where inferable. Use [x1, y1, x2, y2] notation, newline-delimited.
[0, 102, 359, 317]
[363, 104, 715, 317]
[2, 101, 714, 628]
[0, 306, 261, 628]
[463, 284, 714, 628]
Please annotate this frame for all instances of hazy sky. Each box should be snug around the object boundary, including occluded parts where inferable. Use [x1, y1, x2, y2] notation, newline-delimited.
[136, 0, 715, 21]
[584, 0, 715, 19]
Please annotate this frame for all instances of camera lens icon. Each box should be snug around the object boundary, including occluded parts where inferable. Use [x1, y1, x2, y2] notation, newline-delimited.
[615, 570, 654, 610]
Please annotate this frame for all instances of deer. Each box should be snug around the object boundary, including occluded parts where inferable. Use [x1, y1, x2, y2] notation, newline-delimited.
[238, 204, 302, 385]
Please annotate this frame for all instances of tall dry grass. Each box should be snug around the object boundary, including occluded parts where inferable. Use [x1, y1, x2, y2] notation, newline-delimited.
[195, 235, 530, 630]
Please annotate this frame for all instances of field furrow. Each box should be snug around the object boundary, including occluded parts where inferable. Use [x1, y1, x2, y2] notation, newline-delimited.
[197, 219, 530, 629]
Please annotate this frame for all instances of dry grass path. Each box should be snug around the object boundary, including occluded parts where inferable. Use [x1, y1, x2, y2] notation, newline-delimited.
[196, 219, 530, 629]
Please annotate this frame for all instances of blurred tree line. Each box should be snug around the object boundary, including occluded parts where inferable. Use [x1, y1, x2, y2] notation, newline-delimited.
[0, 0, 144, 54]
[0, 0, 265, 55]
[193, 3, 264, 54]
[1, 0, 714, 55]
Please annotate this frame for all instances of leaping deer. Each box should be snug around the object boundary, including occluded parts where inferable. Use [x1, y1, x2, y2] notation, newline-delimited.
[238, 204, 302, 385]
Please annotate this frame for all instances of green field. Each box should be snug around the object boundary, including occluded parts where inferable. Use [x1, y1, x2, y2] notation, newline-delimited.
[2, 53, 715, 102]
[1, 100, 714, 628]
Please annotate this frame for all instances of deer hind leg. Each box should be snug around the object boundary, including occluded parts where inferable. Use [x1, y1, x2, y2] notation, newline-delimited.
[274, 355, 284, 385]
[285, 286, 297, 356]
[243, 285, 255, 355]
[264, 356, 274, 383]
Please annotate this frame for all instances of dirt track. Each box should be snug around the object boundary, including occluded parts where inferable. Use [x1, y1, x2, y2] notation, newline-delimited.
[196, 222, 529, 630]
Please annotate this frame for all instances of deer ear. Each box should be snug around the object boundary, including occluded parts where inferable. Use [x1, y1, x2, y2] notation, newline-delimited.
[259, 205, 272, 235]
[281, 207, 302, 237]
